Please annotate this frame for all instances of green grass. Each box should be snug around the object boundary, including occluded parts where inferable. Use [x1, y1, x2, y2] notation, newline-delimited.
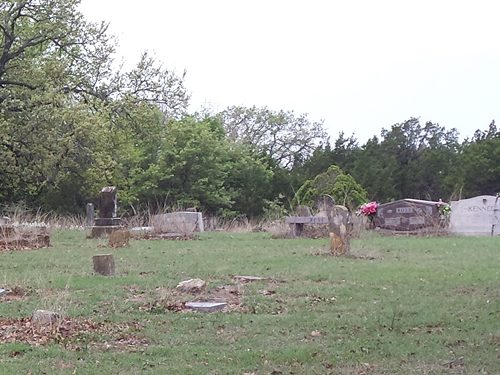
[0, 230, 499, 374]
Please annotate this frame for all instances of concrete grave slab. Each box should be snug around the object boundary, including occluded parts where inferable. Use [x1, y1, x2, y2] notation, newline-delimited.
[185, 301, 227, 312]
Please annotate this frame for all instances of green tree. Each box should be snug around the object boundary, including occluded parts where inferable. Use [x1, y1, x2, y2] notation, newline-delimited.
[350, 118, 459, 202]
[0, 0, 189, 212]
[292, 165, 367, 210]
[457, 121, 500, 197]
[219, 105, 327, 168]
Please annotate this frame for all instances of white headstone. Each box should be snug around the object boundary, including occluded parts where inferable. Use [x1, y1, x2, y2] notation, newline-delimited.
[450, 195, 499, 236]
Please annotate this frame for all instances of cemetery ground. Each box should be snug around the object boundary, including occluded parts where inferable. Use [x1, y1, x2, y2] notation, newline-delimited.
[0, 231, 498, 375]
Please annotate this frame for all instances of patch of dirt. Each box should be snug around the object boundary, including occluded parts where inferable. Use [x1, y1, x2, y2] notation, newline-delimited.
[0, 226, 50, 251]
[139, 284, 247, 313]
[124, 286, 149, 303]
[0, 286, 33, 302]
[138, 279, 283, 314]
[134, 232, 197, 241]
[0, 317, 148, 351]
[405, 324, 445, 334]
[451, 287, 478, 295]
[311, 250, 377, 260]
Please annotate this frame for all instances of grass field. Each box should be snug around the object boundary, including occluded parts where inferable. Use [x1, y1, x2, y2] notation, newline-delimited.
[0, 230, 499, 374]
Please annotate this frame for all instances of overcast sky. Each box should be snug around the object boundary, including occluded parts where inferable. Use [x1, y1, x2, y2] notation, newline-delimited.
[79, 0, 500, 143]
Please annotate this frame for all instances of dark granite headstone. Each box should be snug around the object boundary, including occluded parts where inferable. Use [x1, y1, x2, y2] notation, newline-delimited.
[90, 186, 124, 237]
[99, 186, 117, 218]
[375, 199, 440, 231]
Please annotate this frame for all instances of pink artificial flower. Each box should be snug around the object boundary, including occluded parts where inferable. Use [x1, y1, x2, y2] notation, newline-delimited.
[359, 201, 378, 216]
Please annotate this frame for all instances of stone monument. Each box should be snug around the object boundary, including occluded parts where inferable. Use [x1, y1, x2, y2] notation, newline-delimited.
[450, 195, 500, 236]
[90, 186, 124, 237]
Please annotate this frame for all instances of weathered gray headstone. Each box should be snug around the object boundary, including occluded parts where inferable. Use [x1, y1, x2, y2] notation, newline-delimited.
[151, 212, 204, 233]
[0, 288, 6, 297]
[450, 195, 499, 236]
[86, 203, 94, 227]
[32, 309, 60, 326]
[93, 254, 115, 276]
[315, 195, 335, 213]
[176, 278, 206, 293]
[327, 205, 351, 255]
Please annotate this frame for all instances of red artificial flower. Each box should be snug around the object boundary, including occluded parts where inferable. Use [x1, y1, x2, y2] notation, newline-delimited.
[359, 201, 378, 216]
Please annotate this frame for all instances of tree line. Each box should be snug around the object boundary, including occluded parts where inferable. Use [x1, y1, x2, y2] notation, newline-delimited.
[1, 0, 499, 218]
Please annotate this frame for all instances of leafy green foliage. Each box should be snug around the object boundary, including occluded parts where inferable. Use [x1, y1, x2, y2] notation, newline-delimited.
[292, 165, 367, 209]
[220, 105, 327, 168]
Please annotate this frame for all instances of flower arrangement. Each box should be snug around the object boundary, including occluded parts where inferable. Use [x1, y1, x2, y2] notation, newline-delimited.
[358, 201, 378, 228]
[436, 199, 451, 217]
[358, 201, 378, 217]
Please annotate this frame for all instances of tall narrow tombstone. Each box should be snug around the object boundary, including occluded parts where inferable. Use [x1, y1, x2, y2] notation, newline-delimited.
[86, 203, 94, 227]
[99, 186, 117, 220]
[327, 205, 351, 255]
[91, 186, 124, 237]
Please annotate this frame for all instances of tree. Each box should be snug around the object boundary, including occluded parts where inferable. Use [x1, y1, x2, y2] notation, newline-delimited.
[292, 165, 367, 210]
[154, 116, 273, 217]
[219, 105, 327, 168]
[457, 120, 500, 197]
[0, 0, 189, 212]
[350, 118, 459, 202]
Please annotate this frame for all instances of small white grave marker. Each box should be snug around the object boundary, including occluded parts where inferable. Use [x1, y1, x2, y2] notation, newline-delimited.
[185, 301, 227, 312]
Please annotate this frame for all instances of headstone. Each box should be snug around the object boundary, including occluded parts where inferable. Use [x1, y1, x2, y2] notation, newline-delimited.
[91, 186, 124, 237]
[0, 216, 10, 226]
[0, 288, 5, 297]
[99, 186, 117, 218]
[327, 205, 351, 255]
[315, 195, 335, 213]
[375, 199, 441, 231]
[108, 229, 130, 248]
[185, 301, 227, 313]
[86, 203, 94, 227]
[285, 215, 329, 236]
[176, 278, 206, 293]
[93, 254, 115, 276]
[151, 212, 204, 233]
[32, 309, 60, 327]
[450, 195, 499, 236]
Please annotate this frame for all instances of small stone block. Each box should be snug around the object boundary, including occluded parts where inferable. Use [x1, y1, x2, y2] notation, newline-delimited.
[0, 288, 5, 297]
[32, 309, 60, 326]
[185, 301, 227, 313]
[93, 254, 115, 276]
[176, 278, 206, 293]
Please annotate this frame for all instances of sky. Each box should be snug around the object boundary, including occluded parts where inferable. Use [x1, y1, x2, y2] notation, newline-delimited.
[79, 0, 500, 143]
